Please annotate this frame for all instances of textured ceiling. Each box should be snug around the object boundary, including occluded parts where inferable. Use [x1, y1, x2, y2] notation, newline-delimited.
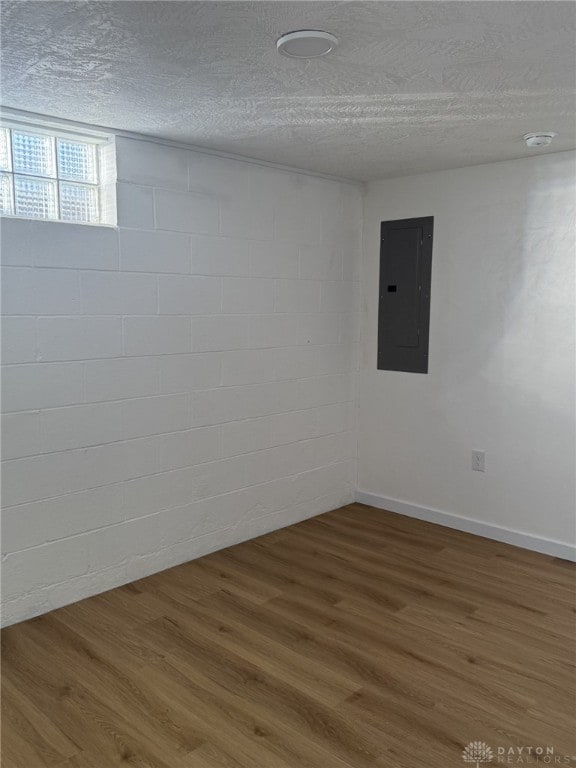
[1, 1, 575, 181]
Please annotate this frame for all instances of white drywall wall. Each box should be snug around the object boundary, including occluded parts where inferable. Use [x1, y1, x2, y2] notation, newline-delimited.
[0, 136, 362, 626]
[358, 152, 576, 552]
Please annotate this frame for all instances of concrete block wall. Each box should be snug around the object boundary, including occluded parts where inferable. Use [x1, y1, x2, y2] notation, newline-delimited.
[0, 136, 363, 626]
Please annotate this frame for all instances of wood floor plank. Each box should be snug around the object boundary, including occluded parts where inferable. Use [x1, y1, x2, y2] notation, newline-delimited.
[135, 652, 359, 768]
[278, 520, 576, 615]
[136, 614, 383, 767]
[1, 626, 189, 768]
[138, 582, 360, 707]
[2, 503, 575, 768]
[264, 591, 540, 718]
[21, 614, 205, 761]
[0, 676, 79, 767]
[259, 527, 480, 616]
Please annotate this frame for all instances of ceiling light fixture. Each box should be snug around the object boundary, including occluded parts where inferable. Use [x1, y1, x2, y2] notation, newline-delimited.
[276, 30, 339, 59]
[523, 132, 557, 148]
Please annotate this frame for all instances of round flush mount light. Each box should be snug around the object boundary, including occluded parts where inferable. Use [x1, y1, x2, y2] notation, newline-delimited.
[523, 132, 557, 148]
[276, 30, 339, 58]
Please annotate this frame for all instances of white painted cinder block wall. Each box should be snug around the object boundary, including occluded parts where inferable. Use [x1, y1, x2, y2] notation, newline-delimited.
[0, 136, 363, 626]
[358, 152, 576, 557]
[2, 139, 574, 627]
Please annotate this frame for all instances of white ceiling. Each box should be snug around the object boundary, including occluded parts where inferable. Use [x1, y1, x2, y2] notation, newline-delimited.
[1, 1, 575, 181]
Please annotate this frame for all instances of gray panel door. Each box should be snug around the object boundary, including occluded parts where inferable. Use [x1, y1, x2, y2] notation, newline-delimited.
[378, 216, 433, 373]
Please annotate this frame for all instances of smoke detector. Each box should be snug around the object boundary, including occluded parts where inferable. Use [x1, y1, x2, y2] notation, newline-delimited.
[523, 132, 557, 148]
[276, 30, 338, 58]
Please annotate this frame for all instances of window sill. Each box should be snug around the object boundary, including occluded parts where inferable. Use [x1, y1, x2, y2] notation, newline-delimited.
[0, 213, 117, 229]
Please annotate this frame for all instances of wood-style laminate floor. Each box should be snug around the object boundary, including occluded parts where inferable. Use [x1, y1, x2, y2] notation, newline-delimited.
[2, 503, 575, 768]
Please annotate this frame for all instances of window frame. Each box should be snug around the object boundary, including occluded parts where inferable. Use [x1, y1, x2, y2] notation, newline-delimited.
[0, 122, 110, 225]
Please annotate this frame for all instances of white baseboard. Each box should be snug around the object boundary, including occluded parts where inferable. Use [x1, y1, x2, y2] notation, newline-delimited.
[355, 490, 576, 562]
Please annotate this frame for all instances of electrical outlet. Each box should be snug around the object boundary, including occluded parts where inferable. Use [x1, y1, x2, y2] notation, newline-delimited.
[472, 450, 485, 472]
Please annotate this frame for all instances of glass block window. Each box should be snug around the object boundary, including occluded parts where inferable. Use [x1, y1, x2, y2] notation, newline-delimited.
[0, 126, 103, 224]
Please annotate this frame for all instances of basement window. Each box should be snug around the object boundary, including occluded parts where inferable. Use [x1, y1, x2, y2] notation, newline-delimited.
[0, 122, 115, 225]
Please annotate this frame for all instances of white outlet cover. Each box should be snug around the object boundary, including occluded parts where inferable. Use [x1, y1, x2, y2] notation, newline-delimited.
[472, 450, 486, 472]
